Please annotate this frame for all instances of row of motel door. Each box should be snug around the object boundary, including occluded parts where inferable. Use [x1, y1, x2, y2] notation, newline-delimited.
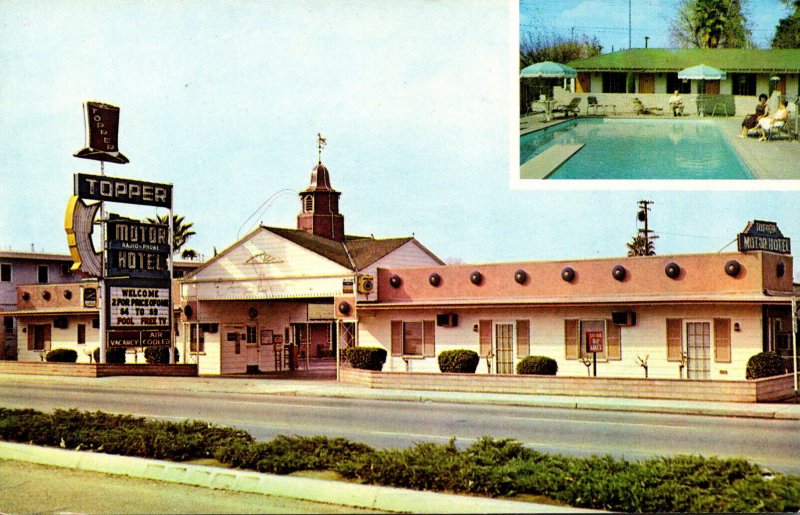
[492, 321, 715, 379]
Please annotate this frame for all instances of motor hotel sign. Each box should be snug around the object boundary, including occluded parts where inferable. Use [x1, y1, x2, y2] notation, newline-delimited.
[107, 215, 170, 280]
[738, 220, 791, 255]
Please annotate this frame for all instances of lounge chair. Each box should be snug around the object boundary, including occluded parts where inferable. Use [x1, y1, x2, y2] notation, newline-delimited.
[632, 97, 663, 115]
[587, 96, 617, 116]
[765, 113, 794, 140]
[552, 97, 581, 118]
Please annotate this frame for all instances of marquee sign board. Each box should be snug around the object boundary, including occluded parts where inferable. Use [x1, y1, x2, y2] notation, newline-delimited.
[74, 173, 172, 209]
[737, 220, 791, 255]
[107, 282, 171, 332]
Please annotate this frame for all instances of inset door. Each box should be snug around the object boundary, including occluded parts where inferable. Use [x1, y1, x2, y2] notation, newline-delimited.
[685, 321, 711, 379]
[494, 323, 514, 374]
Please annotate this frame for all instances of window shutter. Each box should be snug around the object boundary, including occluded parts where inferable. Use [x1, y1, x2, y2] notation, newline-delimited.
[606, 320, 621, 360]
[391, 321, 402, 357]
[666, 318, 683, 362]
[27, 325, 34, 350]
[479, 320, 492, 357]
[516, 320, 530, 358]
[423, 321, 435, 357]
[714, 318, 731, 363]
[565, 319, 579, 360]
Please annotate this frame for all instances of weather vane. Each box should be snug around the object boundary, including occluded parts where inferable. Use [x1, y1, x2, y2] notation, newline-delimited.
[317, 133, 327, 164]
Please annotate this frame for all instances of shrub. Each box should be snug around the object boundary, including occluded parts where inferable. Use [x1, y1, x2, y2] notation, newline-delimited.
[516, 355, 558, 375]
[343, 347, 386, 371]
[746, 352, 786, 379]
[92, 346, 127, 364]
[144, 346, 180, 364]
[45, 348, 78, 363]
[438, 349, 480, 373]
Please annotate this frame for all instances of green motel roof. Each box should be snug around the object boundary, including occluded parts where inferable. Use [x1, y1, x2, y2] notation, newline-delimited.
[567, 49, 800, 73]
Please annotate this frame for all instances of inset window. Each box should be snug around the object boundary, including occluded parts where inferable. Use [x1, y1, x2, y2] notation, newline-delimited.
[0, 264, 10, 282]
[246, 325, 257, 344]
[391, 320, 435, 357]
[77, 324, 86, 345]
[189, 324, 205, 353]
[37, 265, 48, 284]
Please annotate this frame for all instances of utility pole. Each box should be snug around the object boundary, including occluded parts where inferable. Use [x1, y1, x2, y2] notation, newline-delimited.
[637, 200, 658, 256]
[628, 0, 632, 49]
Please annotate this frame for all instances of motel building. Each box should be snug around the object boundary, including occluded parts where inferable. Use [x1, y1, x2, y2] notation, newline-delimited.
[176, 159, 443, 375]
[356, 221, 795, 381]
[534, 48, 800, 117]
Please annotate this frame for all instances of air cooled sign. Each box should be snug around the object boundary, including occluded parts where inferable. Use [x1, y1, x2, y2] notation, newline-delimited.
[738, 220, 791, 255]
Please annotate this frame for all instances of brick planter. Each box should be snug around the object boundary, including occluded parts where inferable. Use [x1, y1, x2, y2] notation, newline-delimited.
[339, 367, 797, 403]
[0, 361, 197, 378]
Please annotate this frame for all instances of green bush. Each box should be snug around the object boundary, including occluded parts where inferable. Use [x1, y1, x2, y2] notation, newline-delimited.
[92, 346, 127, 364]
[1, 408, 799, 512]
[45, 348, 78, 363]
[144, 346, 179, 364]
[746, 352, 787, 379]
[516, 355, 558, 375]
[343, 347, 386, 371]
[438, 349, 480, 373]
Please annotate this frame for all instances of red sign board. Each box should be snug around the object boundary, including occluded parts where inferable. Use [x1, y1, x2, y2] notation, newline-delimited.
[586, 331, 604, 353]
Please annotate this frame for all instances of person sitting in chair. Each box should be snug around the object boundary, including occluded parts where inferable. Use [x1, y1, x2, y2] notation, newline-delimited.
[757, 99, 790, 141]
[668, 90, 684, 117]
[740, 93, 769, 138]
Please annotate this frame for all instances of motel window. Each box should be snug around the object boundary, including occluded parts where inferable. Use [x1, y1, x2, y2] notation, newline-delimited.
[3, 316, 13, 333]
[61, 262, 74, 276]
[565, 319, 622, 361]
[731, 73, 756, 96]
[602, 72, 628, 93]
[390, 320, 435, 357]
[0, 264, 10, 282]
[92, 318, 100, 329]
[666, 73, 691, 94]
[28, 324, 50, 351]
[246, 325, 257, 344]
[189, 324, 205, 353]
[37, 265, 48, 284]
[77, 324, 86, 345]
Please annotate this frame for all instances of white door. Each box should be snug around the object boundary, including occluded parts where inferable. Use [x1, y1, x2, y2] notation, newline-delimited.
[685, 321, 711, 379]
[220, 325, 246, 374]
[494, 323, 514, 374]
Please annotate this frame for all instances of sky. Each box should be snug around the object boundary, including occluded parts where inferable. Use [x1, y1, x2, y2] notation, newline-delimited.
[1, 1, 799, 280]
[520, 0, 793, 51]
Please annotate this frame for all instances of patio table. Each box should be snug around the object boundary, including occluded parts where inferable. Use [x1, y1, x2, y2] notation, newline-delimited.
[536, 99, 556, 122]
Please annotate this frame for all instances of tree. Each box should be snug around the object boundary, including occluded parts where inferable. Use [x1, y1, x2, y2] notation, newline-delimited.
[772, 0, 800, 48]
[670, 0, 753, 48]
[146, 214, 197, 255]
[626, 234, 656, 257]
[520, 32, 602, 69]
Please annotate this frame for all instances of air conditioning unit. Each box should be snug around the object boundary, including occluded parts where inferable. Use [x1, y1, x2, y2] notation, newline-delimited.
[357, 274, 375, 294]
[200, 323, 219, 334]
[611, 311, 636, 326]
[436, 313, 458, 327]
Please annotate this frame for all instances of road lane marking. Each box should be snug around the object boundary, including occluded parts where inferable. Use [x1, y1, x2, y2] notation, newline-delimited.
[504, 415, 688, 430]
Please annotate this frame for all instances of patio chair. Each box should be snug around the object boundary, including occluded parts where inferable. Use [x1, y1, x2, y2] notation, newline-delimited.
[587, 96, 604, 116]
[765, 115, 793, 140]
[632, 97, 663, 115]
[552, 97, 581, 118]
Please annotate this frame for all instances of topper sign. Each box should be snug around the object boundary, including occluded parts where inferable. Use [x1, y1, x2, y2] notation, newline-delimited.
[737, 220, 791, 255]
[73, 101, 130, 164]
[75, 173, 172, 208]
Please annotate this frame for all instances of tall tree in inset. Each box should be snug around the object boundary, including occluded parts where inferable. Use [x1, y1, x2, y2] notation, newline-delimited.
[772, 0, 800, 48]
[670, 0, 752, 48]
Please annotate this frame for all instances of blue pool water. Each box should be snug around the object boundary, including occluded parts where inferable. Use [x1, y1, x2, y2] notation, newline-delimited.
[520, 118, 753, 179]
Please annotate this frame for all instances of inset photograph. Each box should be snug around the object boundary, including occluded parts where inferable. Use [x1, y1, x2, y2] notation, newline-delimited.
[518, 0, 799, 181]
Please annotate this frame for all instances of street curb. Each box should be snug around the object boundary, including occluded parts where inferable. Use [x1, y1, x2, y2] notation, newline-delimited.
[0, 442, 596, 514]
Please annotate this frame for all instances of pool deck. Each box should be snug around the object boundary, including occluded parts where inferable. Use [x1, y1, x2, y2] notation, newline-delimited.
[520, 114, 800, 180]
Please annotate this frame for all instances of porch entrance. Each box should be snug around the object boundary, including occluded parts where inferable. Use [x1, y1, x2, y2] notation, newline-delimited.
[685, 321, 711, 379]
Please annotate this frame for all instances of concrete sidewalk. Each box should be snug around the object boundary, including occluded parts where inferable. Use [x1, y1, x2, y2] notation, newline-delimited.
[2, 373, 799, 420]
[0, 442, 591, 513]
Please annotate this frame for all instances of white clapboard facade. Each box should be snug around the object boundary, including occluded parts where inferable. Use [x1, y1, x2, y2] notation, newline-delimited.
[178, 161, 442, 375]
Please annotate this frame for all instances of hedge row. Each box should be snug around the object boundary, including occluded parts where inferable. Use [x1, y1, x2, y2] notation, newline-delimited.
[0, 408, 798, 512]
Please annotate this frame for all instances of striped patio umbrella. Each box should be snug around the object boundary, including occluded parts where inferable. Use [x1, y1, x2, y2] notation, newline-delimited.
[520, 61, 577, 78]
[677, 64, 727, 80]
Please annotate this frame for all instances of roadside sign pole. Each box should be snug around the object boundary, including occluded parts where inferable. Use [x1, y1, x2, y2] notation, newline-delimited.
[593, 351, 597, 377]
[99, 160, 107, 364]
[169, 206, 175, 364]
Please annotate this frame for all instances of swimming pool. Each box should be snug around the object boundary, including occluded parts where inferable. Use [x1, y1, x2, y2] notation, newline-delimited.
[520, 118, 753, 179]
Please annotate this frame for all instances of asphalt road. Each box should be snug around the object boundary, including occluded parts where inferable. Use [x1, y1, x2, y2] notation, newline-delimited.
[2, 381, 799, 474]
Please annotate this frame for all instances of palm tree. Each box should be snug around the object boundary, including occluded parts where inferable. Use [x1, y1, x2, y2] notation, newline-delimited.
[146, 214, 197, 255]
[693, 0, 727, 48]
[626, 234, 656, 257]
